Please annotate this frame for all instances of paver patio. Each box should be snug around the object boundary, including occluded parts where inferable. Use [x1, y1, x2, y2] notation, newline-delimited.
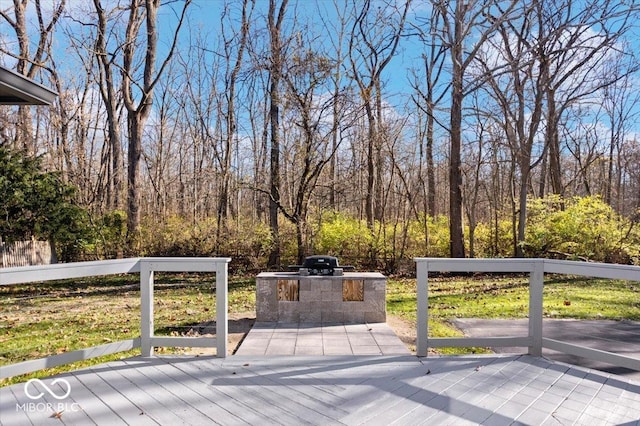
[234, 322, 411, 356]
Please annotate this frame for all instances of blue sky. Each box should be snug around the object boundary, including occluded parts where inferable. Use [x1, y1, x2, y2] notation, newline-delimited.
[2, 0, 639, 146]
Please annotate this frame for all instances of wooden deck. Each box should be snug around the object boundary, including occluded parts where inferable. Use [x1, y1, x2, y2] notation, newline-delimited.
[2, 258, 639, 424]
[2, 354, 639, 425]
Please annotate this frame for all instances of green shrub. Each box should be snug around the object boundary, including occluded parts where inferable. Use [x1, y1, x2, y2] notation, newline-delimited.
[524, 195, 640, 264]
[224, 216, 274, 260]
[311, 212, 451, 271]
[138, 215, 274, 267]
[314, 211, 372, 257]
[87, 210, 127, 258]
[139, 215, 218, 256]
[74, 195, 639, 267]
[0, 147, 92, 261]
[470, 219, 514, 257]
[405, 214, 450, 258]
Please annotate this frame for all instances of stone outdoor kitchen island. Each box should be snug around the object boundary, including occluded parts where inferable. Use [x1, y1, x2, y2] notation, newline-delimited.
[256, 271, 387, 323]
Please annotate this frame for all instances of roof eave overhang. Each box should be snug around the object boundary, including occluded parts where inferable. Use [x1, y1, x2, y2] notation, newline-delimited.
[0, 66, 58, 106]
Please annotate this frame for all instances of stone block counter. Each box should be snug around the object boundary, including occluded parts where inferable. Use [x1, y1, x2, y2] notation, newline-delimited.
[256, 272, 386, 323]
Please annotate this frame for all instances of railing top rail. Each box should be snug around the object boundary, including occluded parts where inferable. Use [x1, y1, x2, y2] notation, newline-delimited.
[0, 258, 142, 285]
[141, 257, 231, 273]
[143, 257, 231, 263]
[414, 257, 541, 273]
[0, 257, 232, 286]
[543, 259, 640, 281]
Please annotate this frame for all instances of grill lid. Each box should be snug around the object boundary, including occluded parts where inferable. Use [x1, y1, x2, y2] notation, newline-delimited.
[288, 255, 355, 276]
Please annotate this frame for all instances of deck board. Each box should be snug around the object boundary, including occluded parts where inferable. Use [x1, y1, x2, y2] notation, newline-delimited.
[2, 354, 639, 425]
[171, 358, 301, 425]
[116, 360, 223, 424]
[236, 363, 349, 422]
[120, 360, 244, 424]
[98, 362, 189, 425]
[163, 364, 265, 425]
[1, 387, 33, 426]
[73, 367, 151, 425]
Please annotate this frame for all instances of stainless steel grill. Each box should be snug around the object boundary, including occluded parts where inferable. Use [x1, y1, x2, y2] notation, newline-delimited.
[288, 255, 355, 276]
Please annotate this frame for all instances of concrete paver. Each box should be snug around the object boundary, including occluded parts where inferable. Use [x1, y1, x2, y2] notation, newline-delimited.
[235, 321, 411, 356]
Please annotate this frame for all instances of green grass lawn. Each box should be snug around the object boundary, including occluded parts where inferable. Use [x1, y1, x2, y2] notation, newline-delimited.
[1, 273, 638, 385]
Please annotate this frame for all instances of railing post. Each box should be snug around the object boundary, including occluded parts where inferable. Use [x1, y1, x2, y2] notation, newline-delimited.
[216, 260, 229, 358]
[528, 260, 544, 357]
[140, 260, 154, 357]
[416, 260, 429, 357]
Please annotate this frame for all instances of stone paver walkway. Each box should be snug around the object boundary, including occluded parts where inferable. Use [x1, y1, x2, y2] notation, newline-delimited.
[235, 322, 411, 356]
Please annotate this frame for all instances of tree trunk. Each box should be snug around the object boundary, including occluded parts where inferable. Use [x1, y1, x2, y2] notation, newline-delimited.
[546, 95, 563, 196]
[426, 110, 436, 217]
[449, 16, 466, 258]
[94, 0, 123, 211]
[267, 0, 288, 269]
[126, 115, 142, 247]
[515, 167, 530, 257]
[295, 219, 305, 265]
[120, 0, 189, 248]
[217, 0, 252, 251]
[268, 81, 281, 268]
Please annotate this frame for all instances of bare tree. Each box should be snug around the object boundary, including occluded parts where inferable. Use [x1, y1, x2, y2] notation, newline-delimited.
[0, 0, 66, 153]
[92, 0, 124, 211]
[463, 95, 492, 258]
[120, 0, 190, 248]
[473, 0, 638, 255]
[144, 66, 184, 221]
[318, 0, 351, 210]
[243, 64, 270, 223]
[217, 0, 254, 247]
[474, 1, 546, 257]
[348, 0, 410, 262]
[533, 0, 637, 197]
[430, 0, 520, 257]
[410, 6, 448, 218]
[266, 0, 289, 268]
[278, 44, 347, 263]
[407, 7, 449, 256]
[599, 51, 640, 212]
[172, 22, 224, 223]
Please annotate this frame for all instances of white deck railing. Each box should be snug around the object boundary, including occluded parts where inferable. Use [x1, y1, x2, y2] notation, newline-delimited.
[414, 258, 640, 372]
[0, 257, 230, 380]
[2, 257, 637, 380]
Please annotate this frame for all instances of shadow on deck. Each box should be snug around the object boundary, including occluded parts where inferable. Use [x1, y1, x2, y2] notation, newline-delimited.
[2, 354, 639, 425]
